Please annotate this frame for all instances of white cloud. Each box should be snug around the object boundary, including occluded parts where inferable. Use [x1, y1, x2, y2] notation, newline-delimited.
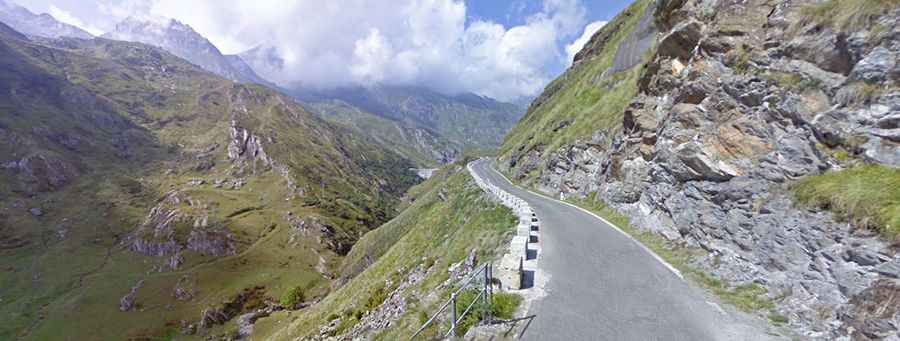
[565, 20, 606, 66]
[47, 5, 104, 36]
[46, 0, 589, 101]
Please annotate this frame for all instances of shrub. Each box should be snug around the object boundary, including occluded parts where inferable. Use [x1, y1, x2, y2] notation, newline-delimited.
[364, 283, 389, 312]
[280, 286, 305, 308]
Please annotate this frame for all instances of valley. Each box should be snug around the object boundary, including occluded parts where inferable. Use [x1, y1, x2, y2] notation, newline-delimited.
[1, 0, 899, 340]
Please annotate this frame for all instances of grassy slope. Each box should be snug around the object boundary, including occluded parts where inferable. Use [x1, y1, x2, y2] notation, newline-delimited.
[346, 86, 524, 151]
[794, 164, 900, 239]
[499, 0, 651, 164]
[310, 100, 457, 167]
[254, 165, 517, 340]
[798, 0, 900, 31]
[0, 31, 417, 340]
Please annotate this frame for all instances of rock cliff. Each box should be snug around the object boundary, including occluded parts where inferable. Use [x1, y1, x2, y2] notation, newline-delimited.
[500, 0, 900, 338]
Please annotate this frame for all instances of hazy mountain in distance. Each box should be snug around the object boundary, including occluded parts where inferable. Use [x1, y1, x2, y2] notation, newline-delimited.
[0, 0, 92, 39]
[237, 44, 287, 85]
[293, 85, 526, 151]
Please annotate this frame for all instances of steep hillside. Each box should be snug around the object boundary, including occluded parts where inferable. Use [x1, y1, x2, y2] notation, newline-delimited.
[499, 0, 900, 339]
[299, 85, 525, 151]
[307, 99, 459, 166]
[500, 0, 655, 163]
[0, 0, 93, 39]
[0, 23, 417, 340]
[253, 164, 517, 340]
[103, 17, 267, 85]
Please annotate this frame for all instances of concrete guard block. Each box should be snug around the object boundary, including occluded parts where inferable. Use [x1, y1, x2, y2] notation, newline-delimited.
[510, 235, 528, 257]
[517, 224, 530, 238]
[497, 253, 523, 290]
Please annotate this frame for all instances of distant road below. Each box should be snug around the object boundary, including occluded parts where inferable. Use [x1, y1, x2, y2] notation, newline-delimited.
[469, 159, 780, 341]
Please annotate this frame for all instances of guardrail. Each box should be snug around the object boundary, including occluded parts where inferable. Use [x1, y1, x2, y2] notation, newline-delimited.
[411, 262, 493, 339]
[409, 159, 540, 339]
[467, 159, 538, 291]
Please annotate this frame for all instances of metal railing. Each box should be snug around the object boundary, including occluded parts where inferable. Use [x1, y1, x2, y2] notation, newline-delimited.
[411, 262, 493, 340]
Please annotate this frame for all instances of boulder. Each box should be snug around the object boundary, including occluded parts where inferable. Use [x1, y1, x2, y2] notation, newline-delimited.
[850, 46, 897, 83]
[658, 19, 704, 61]
[673, 142, 739, 181]
[785, 28, 854, 75]
[844, 248, 887, 267]
[875, 259, 900, 279]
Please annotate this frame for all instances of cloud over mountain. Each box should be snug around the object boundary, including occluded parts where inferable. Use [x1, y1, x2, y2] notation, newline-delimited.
[91, 0, 585, 101]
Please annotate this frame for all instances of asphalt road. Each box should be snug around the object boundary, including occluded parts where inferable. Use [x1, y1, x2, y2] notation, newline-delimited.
[470, 159, 779, 341]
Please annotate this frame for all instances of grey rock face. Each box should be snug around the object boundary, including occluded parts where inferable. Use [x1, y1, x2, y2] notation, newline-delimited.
[850, 47, 898, 83]
[502, 1, 900, 339]
[227, 120, 272, 171]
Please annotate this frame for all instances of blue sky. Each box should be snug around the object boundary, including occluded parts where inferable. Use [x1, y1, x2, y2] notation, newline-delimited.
[16, 0, 634, 100]
[466, 0, 630, 28]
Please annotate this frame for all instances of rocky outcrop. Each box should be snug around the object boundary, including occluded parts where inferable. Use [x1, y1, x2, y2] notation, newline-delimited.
[194, 286, 270, 331]
[227, 120, 272, 172]
[502, 0, 900, 339]
[119, 280, 144, 312]
[124, 190, 235, 269]
[2, 154, 78, 192]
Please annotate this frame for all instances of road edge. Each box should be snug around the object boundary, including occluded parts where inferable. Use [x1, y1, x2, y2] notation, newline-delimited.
[480, 159, 685, 281]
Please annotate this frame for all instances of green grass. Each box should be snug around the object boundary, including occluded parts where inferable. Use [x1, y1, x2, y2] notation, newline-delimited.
[794, 164, 900, 239]
[452, 290, 522, 336]
[565, 193, 777, 314]
[499, 0, 652, 165]
[799, 0, 900, 31]
[768, 312, 789, 325]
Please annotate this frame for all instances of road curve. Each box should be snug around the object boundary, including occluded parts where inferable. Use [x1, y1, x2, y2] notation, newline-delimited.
[470, 159, 779, 341]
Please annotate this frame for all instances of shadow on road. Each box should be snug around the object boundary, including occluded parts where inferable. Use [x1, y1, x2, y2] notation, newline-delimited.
[514, 314, 538, 339]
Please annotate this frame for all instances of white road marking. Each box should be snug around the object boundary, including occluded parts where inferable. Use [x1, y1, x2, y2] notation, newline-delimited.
[479, 159, 685, 281]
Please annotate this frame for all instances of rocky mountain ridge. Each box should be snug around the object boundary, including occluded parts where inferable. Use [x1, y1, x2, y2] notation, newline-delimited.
[0, 0, 93, 39]
[500, 0, 900, 339]
[102, 16, 269, 85]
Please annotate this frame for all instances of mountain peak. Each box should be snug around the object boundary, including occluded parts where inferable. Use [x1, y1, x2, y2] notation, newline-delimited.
[104, 16, 265, 85]
[0, 0, 92, 39]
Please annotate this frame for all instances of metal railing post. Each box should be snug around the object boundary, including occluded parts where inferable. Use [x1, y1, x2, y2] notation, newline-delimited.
[450, 292, 458, 336]
[519, 257, 524, 289]
[482, 264, 489, 323]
